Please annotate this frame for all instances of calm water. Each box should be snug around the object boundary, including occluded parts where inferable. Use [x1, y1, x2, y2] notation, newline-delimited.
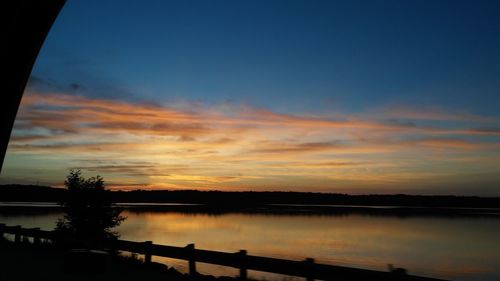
[1, 209, 500, 281]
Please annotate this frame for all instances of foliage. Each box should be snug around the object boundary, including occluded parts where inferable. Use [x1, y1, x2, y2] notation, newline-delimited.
[55, 169, 125, 248]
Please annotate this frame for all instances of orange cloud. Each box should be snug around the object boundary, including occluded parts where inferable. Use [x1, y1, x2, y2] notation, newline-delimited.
[4, 91, 500, 193]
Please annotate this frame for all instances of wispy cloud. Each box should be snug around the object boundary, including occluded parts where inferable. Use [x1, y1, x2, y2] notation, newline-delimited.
[4, 91, 500, 193]
[249, 141, 339, 154]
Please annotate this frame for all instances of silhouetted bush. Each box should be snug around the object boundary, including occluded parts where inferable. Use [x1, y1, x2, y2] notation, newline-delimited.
[54, 169, 125, 249]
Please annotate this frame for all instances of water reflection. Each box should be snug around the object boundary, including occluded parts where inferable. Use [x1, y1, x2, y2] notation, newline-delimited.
[1, 210, 500, 281]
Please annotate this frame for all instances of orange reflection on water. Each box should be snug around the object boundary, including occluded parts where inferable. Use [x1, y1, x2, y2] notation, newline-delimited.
[116, 212, 500, 280]
[2, 209, 500, 280]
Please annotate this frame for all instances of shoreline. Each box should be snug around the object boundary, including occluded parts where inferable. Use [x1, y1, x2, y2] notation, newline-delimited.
[2, 202, 500, 218]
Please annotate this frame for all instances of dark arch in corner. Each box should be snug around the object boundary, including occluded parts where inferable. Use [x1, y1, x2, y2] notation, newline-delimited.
[0, 0, 66, 172]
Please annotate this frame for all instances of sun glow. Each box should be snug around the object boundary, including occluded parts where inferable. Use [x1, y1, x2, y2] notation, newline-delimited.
[3, 91, 500, 194]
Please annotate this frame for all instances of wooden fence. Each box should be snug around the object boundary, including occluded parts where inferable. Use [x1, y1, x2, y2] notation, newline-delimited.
[0, 223, 448, 281]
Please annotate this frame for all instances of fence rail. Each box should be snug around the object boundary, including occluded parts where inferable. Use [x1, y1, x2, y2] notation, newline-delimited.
[0, 223, 447, 281]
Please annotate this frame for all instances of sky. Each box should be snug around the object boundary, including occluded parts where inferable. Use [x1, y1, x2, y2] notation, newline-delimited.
[1, 0, 500, 195]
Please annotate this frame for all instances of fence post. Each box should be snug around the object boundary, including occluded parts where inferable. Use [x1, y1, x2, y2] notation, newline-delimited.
[33, 228, 41, 246]
[14, 225, 22, 244]
[186, 243, 197, 276]
[238, 250, 247, 280]
[144, 241, 152, 264]
[305, 258, 315, 281]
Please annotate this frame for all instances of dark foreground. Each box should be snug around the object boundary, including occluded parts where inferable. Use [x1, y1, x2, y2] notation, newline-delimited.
[0, 241, 177, 281]
[0, 241, 252, 281]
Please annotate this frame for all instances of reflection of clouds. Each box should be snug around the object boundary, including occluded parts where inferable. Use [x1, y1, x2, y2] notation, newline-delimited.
[119, 212, 243, 240]
[5, 91, 500, 193]
[3, 211, 498, 279]
[115, 212, 500, 280]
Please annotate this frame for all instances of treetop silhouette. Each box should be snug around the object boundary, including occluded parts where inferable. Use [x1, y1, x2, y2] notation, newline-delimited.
[55, 169, 125, 248]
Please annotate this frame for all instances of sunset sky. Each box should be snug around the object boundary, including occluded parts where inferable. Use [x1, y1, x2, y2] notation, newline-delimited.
[2, 0, 499, 195]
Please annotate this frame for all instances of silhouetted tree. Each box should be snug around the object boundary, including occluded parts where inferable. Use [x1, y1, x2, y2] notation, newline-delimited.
[55, 169, 125, 248]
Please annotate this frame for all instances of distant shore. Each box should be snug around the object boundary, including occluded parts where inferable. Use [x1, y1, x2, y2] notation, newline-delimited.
[1, 184, 500, 218]
[1, 201, 500, 218]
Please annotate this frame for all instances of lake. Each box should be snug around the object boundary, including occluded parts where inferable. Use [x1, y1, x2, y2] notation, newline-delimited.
[1, 206, 499, 281]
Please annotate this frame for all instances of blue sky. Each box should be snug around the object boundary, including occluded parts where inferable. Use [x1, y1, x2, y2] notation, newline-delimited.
[2, 0, 500, 194]
[33, 0, 500, 113]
